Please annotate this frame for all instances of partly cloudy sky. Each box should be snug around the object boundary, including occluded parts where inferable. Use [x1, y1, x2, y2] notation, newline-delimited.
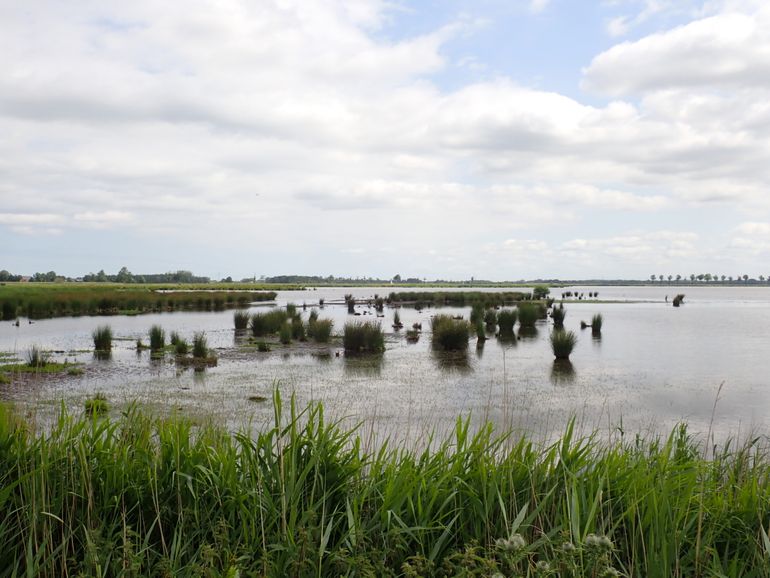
[2, 0, 770, 280]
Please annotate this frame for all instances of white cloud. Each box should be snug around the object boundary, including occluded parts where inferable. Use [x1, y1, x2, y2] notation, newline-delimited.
[530, 0, 551, 14]
[586, 8, 770, 95]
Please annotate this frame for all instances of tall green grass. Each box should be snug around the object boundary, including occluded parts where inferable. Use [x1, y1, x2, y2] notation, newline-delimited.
[92, 325, 113, 352]
[343, 321, 384, 353]
[1, 398, 769, 576]
[431, 314, 470, 351]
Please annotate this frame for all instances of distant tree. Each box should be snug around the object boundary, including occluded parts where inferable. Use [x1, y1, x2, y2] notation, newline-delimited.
[690, 274, 696, 282]
[721, 275, 726, 282]
[115, 266, 134, 283]
[650, 274, 655, 282]
[743, 274, 749, 283]
[760, 275, 766, 283]
[392, 274, 401, 282]
[676, 274, 681, 282]
[729, 276, 733, 282]
[668, 275, 672, 283]
[704, 273, 712, 282]
[533, 285, 550, 299]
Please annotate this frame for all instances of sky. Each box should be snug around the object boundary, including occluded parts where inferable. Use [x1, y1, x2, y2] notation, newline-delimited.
[2, 0, 770, 281]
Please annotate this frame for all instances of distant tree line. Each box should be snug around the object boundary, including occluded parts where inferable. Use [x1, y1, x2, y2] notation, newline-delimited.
[649, 273, 770, 284]
[0, 270, 23, 282]
[82, 267, 210, 284]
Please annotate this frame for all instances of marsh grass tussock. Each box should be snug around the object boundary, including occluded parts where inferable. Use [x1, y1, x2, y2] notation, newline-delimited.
[673, 294, 685, 307]
[551, 306, 566, 328]
[592, 313, 603, 335]
[431, 314, 470, 351]
[250, 309, 289, 337]
[233, 309, 250, 330]
[192, 332, 208, 358]
[312, 319, 333, 343]
[174, 338, 190, 356]
[279, 322, 292, 345]
[343, 321, 384, 353]
[550, 329, 577, 359]
[517, 303, 539, 328]
[91, 325, 112, 352]
[149, 325, 165, 351]
[1, 396, 770, 575]
[497, 309, 517, 334]
[25, 345, 51, 368]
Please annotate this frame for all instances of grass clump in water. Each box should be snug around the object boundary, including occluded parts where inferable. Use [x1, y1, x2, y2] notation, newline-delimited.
[291, 316, 306, 341]
[92, 325, 112, 352]
[517, 304, 538, 328]
[343, 321, 384, 353]
[592, 313, 603, 335]
[149, 325, 165, 351]
[250, 309, 289, 337]
[233, 310, 250, 330]
[286, 302, 297, 317]
[169, 331, 181, 346]
[83, 393, 109, 416]
[312, 319, 333, 343]
[551, 306, 566, 328]
[25, 345, 51, 368]
[431, 314, 469, 351]
[257, 341, 271, 352]
[484, 309, 497, 328]
[192, 332, 208, 358]
[174, 338, 189, 355]
[550, 329, 577, 360]
[497, 309, 517, 334]
[279, 322, 292, 345]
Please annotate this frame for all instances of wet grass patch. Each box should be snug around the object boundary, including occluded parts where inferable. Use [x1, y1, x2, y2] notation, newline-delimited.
[550, 329, 577, 360]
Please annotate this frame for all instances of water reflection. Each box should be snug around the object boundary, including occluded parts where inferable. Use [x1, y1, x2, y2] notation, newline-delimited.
[518, 327, 539, 340]
[550, 360, 576, 385]
[592, 333, 602, 347]
[476, 340, 484, 359]
[431, 350, 472, 373]
[93, 351, 112, 362]
[343, 353, 384, 376]
[496, 332, 518, 347]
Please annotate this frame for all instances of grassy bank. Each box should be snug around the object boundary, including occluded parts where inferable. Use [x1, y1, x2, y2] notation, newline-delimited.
[0, 283, 277, 319]
[1, 397, 769, 577]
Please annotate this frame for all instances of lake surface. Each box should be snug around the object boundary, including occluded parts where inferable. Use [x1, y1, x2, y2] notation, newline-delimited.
[2, 285, 769, 445]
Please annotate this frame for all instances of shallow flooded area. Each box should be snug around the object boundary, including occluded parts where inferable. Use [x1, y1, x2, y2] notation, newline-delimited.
[2, 285, 769, 444]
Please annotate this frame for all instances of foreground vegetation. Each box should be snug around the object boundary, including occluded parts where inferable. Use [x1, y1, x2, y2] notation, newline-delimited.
[0, 397, 769, 577]
[0, 283, 277, 320]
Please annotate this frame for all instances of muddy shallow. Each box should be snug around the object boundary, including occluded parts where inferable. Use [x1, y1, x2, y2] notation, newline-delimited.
[2, 285, 769, 445]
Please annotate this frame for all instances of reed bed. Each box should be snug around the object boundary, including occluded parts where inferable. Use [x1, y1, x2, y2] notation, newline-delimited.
[25, 345, 51, 368]
[343, 321, 384, 353]
[0, 284, 276, 319]
[1, 397, 769, 576]
[174, 338, 190, 356]
[431, 314, 470, 351]
[388, 291, 529, 307]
